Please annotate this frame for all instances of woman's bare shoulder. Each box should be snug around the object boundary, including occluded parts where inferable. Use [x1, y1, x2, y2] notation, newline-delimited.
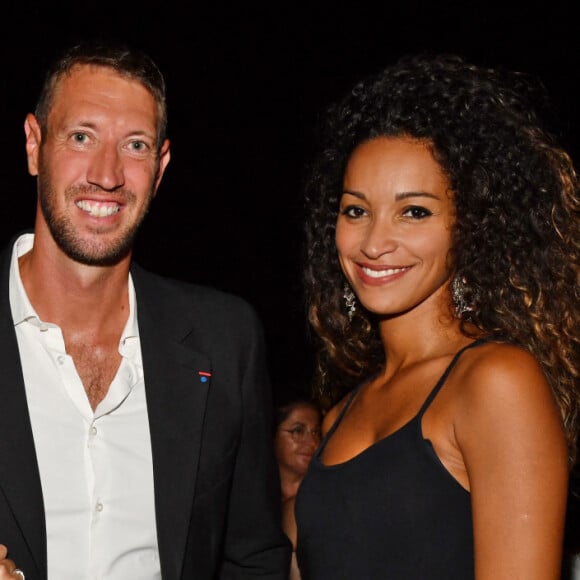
[455, 341, 548, 398]
[452, 340, 564, 454]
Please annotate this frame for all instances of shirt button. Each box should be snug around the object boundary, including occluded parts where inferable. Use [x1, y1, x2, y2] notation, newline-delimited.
[57, 355, 65, 365]
[90, 426, 97, 436]
[96, 502, 103, 512]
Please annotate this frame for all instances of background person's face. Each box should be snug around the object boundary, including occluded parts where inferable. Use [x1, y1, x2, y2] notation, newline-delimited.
[275, 404, 322, 477]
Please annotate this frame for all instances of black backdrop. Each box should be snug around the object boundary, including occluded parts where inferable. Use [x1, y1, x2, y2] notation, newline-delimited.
[2, 1, 578, 400]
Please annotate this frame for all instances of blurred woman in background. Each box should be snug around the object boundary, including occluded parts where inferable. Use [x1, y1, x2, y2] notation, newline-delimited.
[274, 396, 322, 579]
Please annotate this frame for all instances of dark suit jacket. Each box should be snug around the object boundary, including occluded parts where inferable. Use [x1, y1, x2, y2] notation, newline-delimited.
[0, 238, 291, 579]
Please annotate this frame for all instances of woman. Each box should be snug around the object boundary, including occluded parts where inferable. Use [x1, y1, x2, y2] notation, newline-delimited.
[274, 396, 322, 580]
[295, 54, 580, 579]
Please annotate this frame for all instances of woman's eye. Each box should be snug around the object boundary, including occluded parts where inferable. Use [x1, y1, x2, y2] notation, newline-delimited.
[341, 205, 366, 218]
[402, 205, 432, 219]
[292, 426, 306, 436]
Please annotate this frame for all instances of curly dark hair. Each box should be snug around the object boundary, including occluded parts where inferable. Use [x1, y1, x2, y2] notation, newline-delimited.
[303, 53, 580, 461]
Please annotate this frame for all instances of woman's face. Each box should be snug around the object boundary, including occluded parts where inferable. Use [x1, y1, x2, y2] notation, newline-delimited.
[274, 403, 322, 477]
[336, 136, 455, 318]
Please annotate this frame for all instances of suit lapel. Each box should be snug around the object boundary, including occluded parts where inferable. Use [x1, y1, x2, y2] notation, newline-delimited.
[0, 241, 46, 578]
[134, 269, 211, 578]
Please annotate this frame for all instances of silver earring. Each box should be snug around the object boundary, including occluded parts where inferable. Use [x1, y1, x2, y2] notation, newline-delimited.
[343, 284, 356, 321]
[452, 276, 472, 317]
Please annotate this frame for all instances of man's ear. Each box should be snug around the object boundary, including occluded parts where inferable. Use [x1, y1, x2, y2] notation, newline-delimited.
[152, 138, 171, 197]
[24, 113, 42, 177]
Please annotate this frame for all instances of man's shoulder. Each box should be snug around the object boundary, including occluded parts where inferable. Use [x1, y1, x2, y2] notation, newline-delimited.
[130, 262, 259, 323]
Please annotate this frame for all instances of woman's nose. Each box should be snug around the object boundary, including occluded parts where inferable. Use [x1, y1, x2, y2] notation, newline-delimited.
[360, 218, 398, 259]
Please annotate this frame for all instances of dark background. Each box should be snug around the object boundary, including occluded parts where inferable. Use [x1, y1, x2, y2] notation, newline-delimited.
[2, 1, 579, 400]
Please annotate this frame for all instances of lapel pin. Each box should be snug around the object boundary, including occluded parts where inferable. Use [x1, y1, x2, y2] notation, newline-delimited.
[198, 371, 212, 383]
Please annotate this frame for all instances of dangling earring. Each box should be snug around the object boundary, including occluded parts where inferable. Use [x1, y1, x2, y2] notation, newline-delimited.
[343, 283, 356, 321]
[452, 275, 472, 317]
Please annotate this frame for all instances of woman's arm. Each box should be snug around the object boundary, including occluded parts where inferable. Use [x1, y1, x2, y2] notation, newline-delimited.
[456, 344, 568, 579]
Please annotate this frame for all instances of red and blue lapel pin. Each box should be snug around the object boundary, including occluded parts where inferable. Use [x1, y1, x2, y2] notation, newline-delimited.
[198, 371, 212, 383]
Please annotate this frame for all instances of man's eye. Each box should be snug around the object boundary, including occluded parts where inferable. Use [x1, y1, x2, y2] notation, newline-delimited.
[72, 133, 88, 143]
[130, 140, 148, 152]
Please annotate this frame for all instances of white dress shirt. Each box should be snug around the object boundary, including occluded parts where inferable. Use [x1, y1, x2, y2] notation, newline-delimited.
[9, 233, 161, 579]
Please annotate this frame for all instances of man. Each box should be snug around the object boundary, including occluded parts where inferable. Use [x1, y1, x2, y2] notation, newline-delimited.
[0, 41, 290, 579]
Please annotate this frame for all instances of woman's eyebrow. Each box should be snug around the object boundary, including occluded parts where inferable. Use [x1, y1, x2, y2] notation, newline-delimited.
[342, 189, 440, 201]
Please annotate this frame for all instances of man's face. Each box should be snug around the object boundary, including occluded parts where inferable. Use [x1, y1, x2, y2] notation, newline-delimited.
[25, 64, 170, 266]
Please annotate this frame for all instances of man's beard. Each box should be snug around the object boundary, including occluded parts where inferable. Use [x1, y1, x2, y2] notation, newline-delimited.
[38, 173, 154, 267]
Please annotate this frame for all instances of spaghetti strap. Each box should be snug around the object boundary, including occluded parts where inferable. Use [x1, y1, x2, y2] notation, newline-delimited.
[320, 338, 490, 448]
[418, 338, 489, 417]
[319, 378, 370, 448]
